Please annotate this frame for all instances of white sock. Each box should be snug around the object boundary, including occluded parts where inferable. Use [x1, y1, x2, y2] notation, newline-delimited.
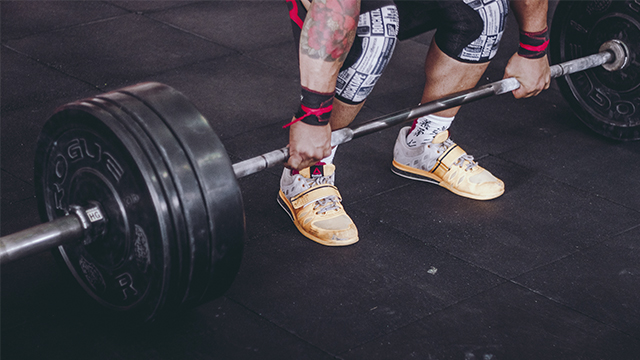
[319, 145, 338, 165]
[406, 114, 455, 147]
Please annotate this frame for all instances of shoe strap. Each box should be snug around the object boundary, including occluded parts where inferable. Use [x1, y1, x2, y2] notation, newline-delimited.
[431, 144, 467, 178]
[291, 184, 342, 209]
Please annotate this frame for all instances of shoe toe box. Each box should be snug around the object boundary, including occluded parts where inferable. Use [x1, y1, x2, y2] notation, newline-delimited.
[311, 214, 358, 243]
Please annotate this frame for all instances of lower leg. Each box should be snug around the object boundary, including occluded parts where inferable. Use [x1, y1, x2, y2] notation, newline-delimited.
[407, 40, 490, 146]
[330, 98, 364, 130]
[315, 98, 364, 164]
[422, 39, 490, 117]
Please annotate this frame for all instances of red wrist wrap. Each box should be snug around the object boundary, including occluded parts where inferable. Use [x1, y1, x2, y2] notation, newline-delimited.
[518, 27, 549, 59]
[283, 87, 334, 128]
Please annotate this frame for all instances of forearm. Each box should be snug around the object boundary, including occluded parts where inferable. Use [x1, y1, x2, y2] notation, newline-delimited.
[299, 0, 360, 93]
[504, 0, 551, 98]
[510, 0, 548, 32]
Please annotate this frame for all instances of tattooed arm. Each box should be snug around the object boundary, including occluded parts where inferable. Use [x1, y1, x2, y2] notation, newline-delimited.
[286, 0, 360, 170]
[300, 0, 359, 89]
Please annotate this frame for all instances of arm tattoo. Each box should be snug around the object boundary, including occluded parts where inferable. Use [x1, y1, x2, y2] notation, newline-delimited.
[300, 0, 359, 62]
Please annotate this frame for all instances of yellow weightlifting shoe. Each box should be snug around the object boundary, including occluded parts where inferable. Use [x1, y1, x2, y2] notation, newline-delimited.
[278, 164, 358, 246]
[392, 127, 504, 200]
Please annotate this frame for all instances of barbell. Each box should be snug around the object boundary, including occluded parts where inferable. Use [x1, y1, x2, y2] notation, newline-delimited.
[0, 33, 634, 322]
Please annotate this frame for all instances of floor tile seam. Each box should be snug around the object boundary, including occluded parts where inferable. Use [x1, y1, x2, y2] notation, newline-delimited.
[240, 42, 308, 72]
[510, 221, 640, 283]
[491, 124, 582, 160]
[144, 14, 297, 67]
[614, 223, 640, 238]
[392, 227, 513, 283]
[1, 194, 36, 206]
[345, 182, 414, 208]
[221, 295, 341, 359]
[503, 231, 634, 289]
[104, 0, 201, 15]
[4, 14, 246, 83]
[494, 153, 640, 214]
[142, 15, 246, 56]
[343, 211, 514, 302]
[507, 279, 640, 341]
[1, 13, 131, 42]
[539, 171, 640, 215]
[1, 44, 104, 96]
[145, 27, 293, 82]
[133, 49, 250, 85]
[342, 206, 499, 273]
[1, 168, 34, 188]
[335, 281, 509, 357]
[242, 206, 509, 355]
[345, 209, 576, 303]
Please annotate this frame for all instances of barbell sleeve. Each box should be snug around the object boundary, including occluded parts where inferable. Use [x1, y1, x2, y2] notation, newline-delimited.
[549, 49, 612, 78]
[0, 215, 84, 264]
[0, 204, 107, 265]
[232, 47, 617, 179]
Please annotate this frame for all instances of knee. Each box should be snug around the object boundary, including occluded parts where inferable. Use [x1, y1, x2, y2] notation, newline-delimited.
[436, 0, 509, 63]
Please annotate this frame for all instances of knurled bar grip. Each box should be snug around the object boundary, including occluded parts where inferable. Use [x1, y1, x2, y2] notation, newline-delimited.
[0, 215, 84, 264]
[232, 50, 614, 179]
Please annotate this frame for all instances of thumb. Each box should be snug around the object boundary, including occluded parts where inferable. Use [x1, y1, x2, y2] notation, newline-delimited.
[285, 153, 301, 170]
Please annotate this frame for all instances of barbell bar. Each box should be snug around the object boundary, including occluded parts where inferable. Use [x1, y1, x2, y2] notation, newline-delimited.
[0, 39, 631, 322]
[232, 40, 628, 178]
[2, 42, 623, 263]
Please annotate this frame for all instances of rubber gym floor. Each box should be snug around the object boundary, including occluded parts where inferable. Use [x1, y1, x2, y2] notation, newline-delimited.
[2, 1, 639, 359]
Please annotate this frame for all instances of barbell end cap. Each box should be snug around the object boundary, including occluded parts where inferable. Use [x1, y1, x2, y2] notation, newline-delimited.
[599, 39, 630, 72]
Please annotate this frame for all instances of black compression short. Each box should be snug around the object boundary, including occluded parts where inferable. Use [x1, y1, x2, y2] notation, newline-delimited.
[396, 0, 509, 63]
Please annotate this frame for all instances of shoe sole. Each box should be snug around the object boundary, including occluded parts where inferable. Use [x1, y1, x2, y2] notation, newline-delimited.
[277, 191, 359, 247]
[391, 160, 504, 201]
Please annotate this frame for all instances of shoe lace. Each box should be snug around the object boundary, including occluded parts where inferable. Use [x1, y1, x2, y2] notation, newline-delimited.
[313, 196, 341, 214]
[438, 139, 478, 171]
[306, 176, 341, 215]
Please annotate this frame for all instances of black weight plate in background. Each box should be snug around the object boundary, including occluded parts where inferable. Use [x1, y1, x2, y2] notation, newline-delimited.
[551, 0, 640, 141]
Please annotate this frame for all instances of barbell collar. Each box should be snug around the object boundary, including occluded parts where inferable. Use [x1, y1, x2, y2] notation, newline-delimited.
[599, 39, 629, 72]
